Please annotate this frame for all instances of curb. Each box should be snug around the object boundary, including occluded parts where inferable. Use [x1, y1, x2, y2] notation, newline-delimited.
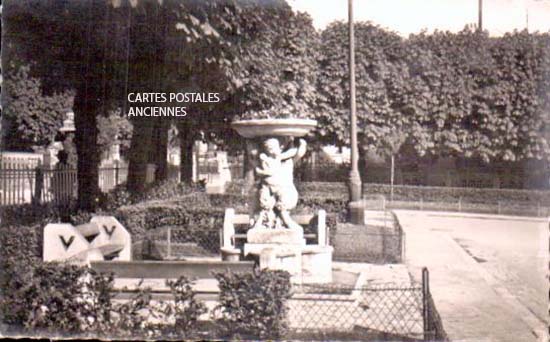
[394, 209, 548, 223]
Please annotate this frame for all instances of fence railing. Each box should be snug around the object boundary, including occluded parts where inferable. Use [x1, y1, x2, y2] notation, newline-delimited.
[0, 165, 128, 206]
[385, 198, 550, 217]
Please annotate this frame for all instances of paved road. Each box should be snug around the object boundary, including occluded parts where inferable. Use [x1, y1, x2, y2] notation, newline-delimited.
[425, 212, 547, 323]
[395, 210, 548, 342]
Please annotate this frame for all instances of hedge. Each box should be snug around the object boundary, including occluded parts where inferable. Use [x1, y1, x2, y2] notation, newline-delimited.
[114, 199, 226, 242]
[215, 269, 292, 339]
[1, 260, 290, 340]
[1, 262, 207, 339]
[0, 204, 61, 228]
[296, 182, 550, 205]
[0, 224, 44, 289]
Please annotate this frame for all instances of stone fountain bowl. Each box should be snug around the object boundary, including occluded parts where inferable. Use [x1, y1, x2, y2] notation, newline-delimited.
[231, 118, 317, 138]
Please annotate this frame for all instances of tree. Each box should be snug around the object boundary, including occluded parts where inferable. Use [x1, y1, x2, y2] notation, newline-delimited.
[96, 109, 133, 160]
[3, 0, 133, 210]
[164, 2, 321, 183]
[317, 22, 435, 182]
[2, 65, 74, 151]
[317, 22, 550, 187]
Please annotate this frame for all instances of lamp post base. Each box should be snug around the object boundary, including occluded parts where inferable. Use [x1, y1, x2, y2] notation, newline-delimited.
[348, 170, 363, 224]
[348, 200, 366, 224]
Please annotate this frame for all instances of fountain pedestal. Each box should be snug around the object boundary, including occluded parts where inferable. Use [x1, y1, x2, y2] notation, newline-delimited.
[243, 225, 334, 284]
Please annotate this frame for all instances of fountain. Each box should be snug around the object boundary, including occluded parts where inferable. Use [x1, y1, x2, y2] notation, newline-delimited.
[222, 118, 334, 284]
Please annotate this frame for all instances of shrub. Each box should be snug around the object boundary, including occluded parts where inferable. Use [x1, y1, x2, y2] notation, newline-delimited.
[1, 260, 208, 339]
[0, 224, 43, 288]
[0, 262, 113, 335]
[108, 284, 156, 338]
[96, 183, 137, 212]
[114, 199, 225, 242]
[94, 276, 206, 339]
[167, 277, 207, 336]
[215, 269, 292, 340]
[209, 193, 248, 211]
[0, 204, 61, 228]
[141, 179, 208, 202]
[70, 211, 94, 226]
[95, 179, 209, 213]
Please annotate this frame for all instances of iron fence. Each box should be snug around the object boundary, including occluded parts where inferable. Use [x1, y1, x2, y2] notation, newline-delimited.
[0, 165, 128, 206]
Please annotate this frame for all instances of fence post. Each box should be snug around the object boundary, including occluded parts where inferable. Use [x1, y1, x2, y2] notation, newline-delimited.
[458, 197, 461, 212]
[167, 226, 172, 260]
[115, 160, 120, 186]
[33, 166, 44, 205]
[422, 267, 430, 341]
[402, 230, 406, 262]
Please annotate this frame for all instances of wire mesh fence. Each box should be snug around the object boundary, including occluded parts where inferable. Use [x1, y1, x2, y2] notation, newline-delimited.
[287, 283, 422, 340]
[144, 226, 221, 260]
[331, 211, 405, 264]
[284, 268, 447, 341]
[385, 199, 550, 217]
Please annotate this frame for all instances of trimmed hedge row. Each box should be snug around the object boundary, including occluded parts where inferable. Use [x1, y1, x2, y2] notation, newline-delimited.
[1, 204, 62, 228]
[215, 269, 291, 339]
[0, 224, 44, 284]
[1, 261, 291, 340]
[114, 199, 226, 242]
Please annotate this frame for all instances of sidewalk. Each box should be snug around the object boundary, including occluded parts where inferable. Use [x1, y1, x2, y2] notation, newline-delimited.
[394, 210, 547, 342]
[409, 210, 548, 223]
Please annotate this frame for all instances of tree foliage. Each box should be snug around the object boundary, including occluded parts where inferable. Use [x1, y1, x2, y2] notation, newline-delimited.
[233, 5, 320, 120]
[2, 65, 74, 150]
[317, 23, 550, 164]
[96, 109, 133, 158]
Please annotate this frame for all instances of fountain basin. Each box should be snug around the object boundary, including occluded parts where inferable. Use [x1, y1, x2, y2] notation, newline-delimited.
[231, 118, 317, 138]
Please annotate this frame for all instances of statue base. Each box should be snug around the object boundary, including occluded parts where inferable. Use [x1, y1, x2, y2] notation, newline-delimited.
[246, 227, 304, 244]
[243, 243, 333, 284]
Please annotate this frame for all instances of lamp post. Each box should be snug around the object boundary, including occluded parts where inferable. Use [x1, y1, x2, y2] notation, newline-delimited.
[478, 0, 483, 31]
[348, 0, 363, 222]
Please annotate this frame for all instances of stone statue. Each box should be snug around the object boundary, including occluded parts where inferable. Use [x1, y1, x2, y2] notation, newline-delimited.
[253, 137, 306, 230]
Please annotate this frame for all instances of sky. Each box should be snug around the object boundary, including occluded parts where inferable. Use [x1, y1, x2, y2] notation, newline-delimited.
[288, 0, 550, 36]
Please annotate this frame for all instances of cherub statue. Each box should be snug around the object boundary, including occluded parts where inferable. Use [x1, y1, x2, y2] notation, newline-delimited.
[253, 137, 307, 230]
